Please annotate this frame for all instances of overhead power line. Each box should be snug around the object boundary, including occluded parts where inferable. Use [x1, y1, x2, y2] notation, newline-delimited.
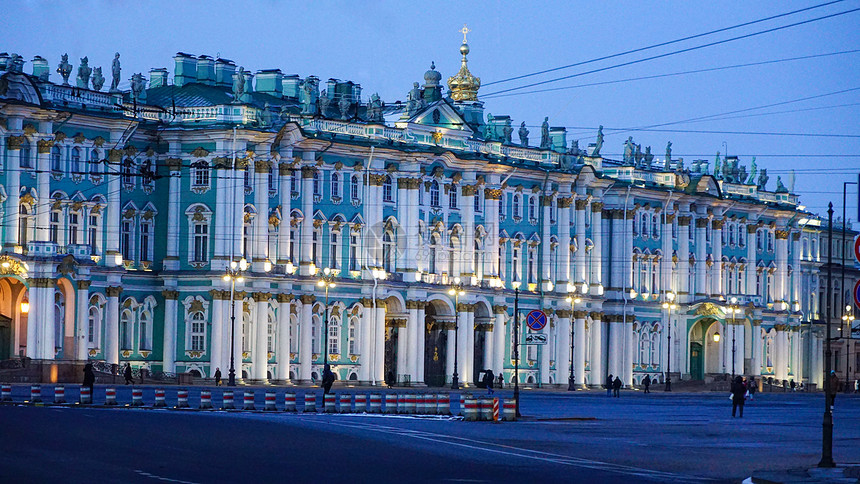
[483, 6, 860, 97]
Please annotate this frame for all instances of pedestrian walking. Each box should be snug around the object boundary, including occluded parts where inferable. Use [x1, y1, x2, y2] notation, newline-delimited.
[747, 376, 756, 401]
[731, 375, 746, 418]
[642, 375, 651, 394]
[483, 369, 495, 395]
[789, 379, 796, 392]
[854, 379, 859, 393]
[497, 372, 504, 389]
[214, 367, 222, 386]
[386, 370, 394, 389]
[612, 377, 622, 398]
[827, 370, 839, 408]
[123, 363, 134, 385]
[606, 374, 613, 397]
[322, 363, 335, 395]
[82, 363, 95, 394]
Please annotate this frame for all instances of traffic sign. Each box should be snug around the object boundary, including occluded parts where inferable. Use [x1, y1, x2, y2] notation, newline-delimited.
[526, 310, 548, 331]
[524, 333, 548, 345]
[854, 234, 860, 265]
[854, 279, 860, 308]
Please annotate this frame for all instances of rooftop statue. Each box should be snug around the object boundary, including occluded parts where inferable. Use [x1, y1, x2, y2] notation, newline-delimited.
[319, 89, 331, 116]
[776, 176, 787, 193]
[593, 125, 604, 157]
[8, 53, 23, 73]
[76, 56, 91, 89]
[746, 157, 757, 185]
[484, 113, 494, 140]
[130, 73, 145, 101]
[737, 164, 747, 185]
[623, 137, 634, 164]
[722, 155, 732, 182]
[232, 66, 245, 103]
[260, 102, 272, 127]
[644, 146, 654, 168]
[570, 139, 580, 157]
[518, 122, 529, 147]
[367, 93, 383, 122]
[502, 120, 513, 145]
[91, 67, 105, 91]
[338, 93, 351, 120]
[406, 81, 425, 116]
[110, 53, 121, 93]
[758, 168, 769, 190]
[634, 143, 644, 167]
[713, 151, 722, 179]
[57, 53, 72, 85]
[539, 117, 550, 149]
[664, 141, 672, 170]
[301, 76, 319, 115]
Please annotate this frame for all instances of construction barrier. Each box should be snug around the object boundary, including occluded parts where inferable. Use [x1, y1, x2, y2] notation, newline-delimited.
[416, 394, 425, 414]
[104, 387, 117, 406]
[397, 393, 406, 414]
[425, 394, 437, 415]
[30, 384, 42, 403]
[176, 389, 190, 408]
[222, 390, 235, 410]
[284, 392, 297, 412]
[502, 398, 516, 421]
[1, 384, 11, 402]
[384, 394, 397, 414]
[436, 393, 450, 415]
[338, 393, 351, 413]
[463, 398, 478, 421]
[54, 385, 65, 404]
[407, 394, 418, 414]
[200, 390, 213, 409]
[354, 393, 367, 413]
[480, 398, 493, 421]
[303, 392, 317, 412]
[243, 391, 255, 410]
[323, 393, 336, 413]
[369, 393, 382, 413]
[264, 391, 277, 411]
[131, 388, 143, 407]
[458, 394, 466, 416]
[153, 389, 166, 408]
[79, 386, 92, 405]
[492, 398, 500, 422]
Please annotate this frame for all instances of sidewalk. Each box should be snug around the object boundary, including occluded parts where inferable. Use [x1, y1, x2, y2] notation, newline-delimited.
[746, 465, 860, 483]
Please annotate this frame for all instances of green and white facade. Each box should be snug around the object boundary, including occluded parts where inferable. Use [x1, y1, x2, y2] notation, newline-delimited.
[0, 40, 829, 388]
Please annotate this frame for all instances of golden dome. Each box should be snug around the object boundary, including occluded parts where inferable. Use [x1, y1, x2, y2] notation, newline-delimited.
[447, 26, 480, 102]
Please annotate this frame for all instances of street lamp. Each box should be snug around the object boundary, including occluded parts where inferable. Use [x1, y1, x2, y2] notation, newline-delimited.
[512, 279, 522, 417]
[843, 305, 855, 392]
[728, 296, 740, 378]
[662, 292, 677, 391]
[223, 258, 248, 386]
[713, 331, 721, 343]
[565, 290, 582, 391]
[317, 267, 338, 367]
[448, 277, 465, 390]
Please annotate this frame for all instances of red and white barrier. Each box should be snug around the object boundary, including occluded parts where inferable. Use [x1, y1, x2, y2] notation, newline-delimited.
[369, 393, 382, 413]
[338, 393, 351, 413]
[0, 384, 11, 402]
[354, 393, 367, 413]
[492, 397, 500, 422]
[104, 387, 117, 405]
[303, 392, 316, 412]
[264, 391, 277, 411]
[323, 393, 336, 413]
[436, 393, 450, 415]
[222, 390, 235, 410]
[131, 388, 143, 406]
[243, 391, 255, 410]
[153, 389, 166, 407]
[30, 384, 42, 403]
[54, 385, 65, 404]
[199, 390, 213, 409]
[176, 389, 190, 408]
[284, 392, 297, 412]
[79, 386, 92, 405]
[384, 394, 397, 414]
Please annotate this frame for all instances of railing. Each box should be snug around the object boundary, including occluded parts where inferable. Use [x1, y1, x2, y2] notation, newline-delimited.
[43, 84, 117, 109]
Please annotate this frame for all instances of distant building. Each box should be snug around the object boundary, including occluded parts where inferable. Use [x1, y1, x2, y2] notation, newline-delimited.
[0, 39, 839, 388]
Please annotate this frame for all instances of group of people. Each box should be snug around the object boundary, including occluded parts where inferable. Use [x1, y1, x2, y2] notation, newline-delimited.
[605, 374, 623, 397]
[730, 375, 757, 418]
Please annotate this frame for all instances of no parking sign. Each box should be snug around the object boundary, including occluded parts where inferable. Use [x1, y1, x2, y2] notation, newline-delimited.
[526, 310, 548, 331]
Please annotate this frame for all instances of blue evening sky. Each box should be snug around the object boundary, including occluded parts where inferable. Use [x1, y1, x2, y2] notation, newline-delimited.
[2, 0, 858, 221]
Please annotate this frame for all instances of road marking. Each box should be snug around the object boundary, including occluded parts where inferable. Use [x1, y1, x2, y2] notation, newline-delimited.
[134, 470, 200, 484]
[320, 419, 714, 482]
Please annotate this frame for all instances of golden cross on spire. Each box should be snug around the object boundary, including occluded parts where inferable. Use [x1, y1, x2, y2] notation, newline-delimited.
[461, 24, 471, 44]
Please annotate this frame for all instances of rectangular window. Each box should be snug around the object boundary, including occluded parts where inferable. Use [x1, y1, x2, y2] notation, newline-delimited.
[328, 324, 339, 355]
[193, 222, 209, 262]
[350, 234, 359, 271]
[121, 221, 132, 260]
[49, 211, 60, 244]
[191, 314, 206, 351]
[69, 213, 79, 245]
[449, 187, 458, 209]
[330, 232, 339, 269]
[89, 215, 98, 253]
[140, 223, 151, 261]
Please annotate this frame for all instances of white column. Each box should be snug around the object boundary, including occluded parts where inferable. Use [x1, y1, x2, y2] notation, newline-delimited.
[623, 317, 634, 387]
[276, 294, 292, 382]
[209, 293, 223, 375]
[396, 320, 407, 384]
[299, 295, 313, 382]
[407, 302, 419, 383]
[608, 320, 622, 380]
[253, 161, 270, 271]
[213, 153, 227, 262]
[751, 320, 762, 376]
[694, 215, 708, 298]
[34, 137, 53, 243]
[416, 305, 426, 384]
[462, 184, 476, 279]
[745, 223, 758, 295]
[233, 155, 245, 259]
[446, 325, 456, 385]
[164, 157, 182, 270]
[574, 198, 587, 287]
[557, 195, 572, 286]
[775, 228, 789, 306]
[359, 301, 372, 383]
[574, 312, 586, 388]
[276, 161, 292, 264]
[300, 164, 315, 275]
[456, 307, 469, 384]
[540, 196, 551, 289]
[161, 289, 177, 373]
[232, 291, 243, 381]
[374, 303, 386, 384]
[590, 203, 604, 295]
[485, 187, 501, 278]
[75, 280, 91, 361]
[483, 327, 494, 373]
[712, 219, 724, 297]
[590, 315, 604, 387]
[253, 293, 269, 381]
[396, 178, 411, 275]
[678, 214, 691, 301]
[662, 212, 674, 294]
[3, 138, 21, 248]
[105, 286, 121, 366]
[492, 306, 506, 378]
[556, 312, 571, 387]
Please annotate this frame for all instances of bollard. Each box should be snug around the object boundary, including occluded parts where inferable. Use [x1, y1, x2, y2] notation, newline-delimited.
[79, 386, 92, 405]
[284, 392, 297, 412]
[354, 393, 367, 413]
[30, 384, 42, 403]
[1, 384, 11, 402]
[153, 389, 166, 408]
[339, 393, 351, 413]
[492, 397, 500, 422]
[104, 387, 117, 406]
[243, 391, 255, 410]
[436, 393, 450, 415]
[463, 398, 478, 421]
[323, 393, 336, 413]
[131, 388, 143, 407]
[303, 392, 317, 412]
[384, 394, 397, 414]
[397, 393, 406, 414]
[502, 398, 517, 421]
[369, 393, 382, 413]
[264, 391, 277, 411]
[176, 389, 190, 408]
[199, 390, 213, 409]
[458, 394, 466, 416]
[222, 390, 235, 410]
[54, 385, 66, 404]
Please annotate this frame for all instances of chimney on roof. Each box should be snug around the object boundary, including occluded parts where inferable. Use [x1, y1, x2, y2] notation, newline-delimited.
[256, 69, 283, 97]
[173, 52, 196, 87]
[149, 68, 168, 88]
[196, 55, 214, 86]
[215, 58, 236, 88]
[31, 56, 49, 81]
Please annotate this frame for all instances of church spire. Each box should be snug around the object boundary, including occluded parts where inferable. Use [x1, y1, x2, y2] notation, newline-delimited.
[447, 24, 481, 102]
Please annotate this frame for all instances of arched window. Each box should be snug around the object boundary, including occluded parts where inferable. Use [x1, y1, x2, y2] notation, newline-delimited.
[313, 170, 321, 197]
[190, 311, 206, 351]
[348, 317, 358, 355]
[527, 248, 536, 284]
[51, 145, 62, 172]
[289, 314, 299, 354]
[331, 172, 340, 198]
[756, 229, 764, 251]
[328, 318, 340, 355]
[449, 186, 458, 209]
[122, 158, 134, 187]
[383, 231, 395, 272]
[513, 194, 521, 219]
[71, 147, 82, 174]
[87, 306, 99, 346]
[193, 219, 209, 263]
[350, 175, 360, 201]
[528, 196, 536, 220]
[383, 175, 393, 202]
[20, 140, 31, 168]
[291, 170, 300, 195]
[139, 311, 152, 350]
[512, 245, 520, 282]
[430, 181, 440, 207]
[650, 331, 660, 366]
[639, 328, 651, 366]
[329, 231, 340, 269]
[652, 214, 659, 238]
[89, 149, 101, 174]
[429, 234, 439, 274]
[120, 310, 133, 350]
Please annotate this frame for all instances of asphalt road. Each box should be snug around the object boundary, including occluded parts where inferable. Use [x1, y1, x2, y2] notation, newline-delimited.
[1, 388, 858, 483]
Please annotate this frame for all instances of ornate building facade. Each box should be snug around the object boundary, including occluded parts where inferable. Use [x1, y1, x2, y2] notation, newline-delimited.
[0, 39, 830, 388]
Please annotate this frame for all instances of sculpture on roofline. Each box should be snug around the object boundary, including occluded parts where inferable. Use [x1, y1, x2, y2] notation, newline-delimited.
[130, 73, 145, 101]
[301, 76, 319, 115]
[366, 93, 383, 122]
[232, 67, 245, 103]
[664, 141, 672, 170]
[260, 102, 272, 127]
[737, 164, 747, 186]
[57, 53, 72, 85]
[76, 56, 91, 89]
[623, 137, 634, 164]
[746, 157, 758, 185]
[338, 93, 351, 120]
[502, 120, 513, 145]
[644, 146, 653, 168]
[319, 89, 331, 116]
[592, 125, 604, 157]
[634, 143, 644, 167]
[776, 176, 787, 192]
[713, 152, 722, 179]
[758, 168, 769, 190]
[484, 113, 494, 140]
[110, 53, 121, 92]
[540, 117, 550, 149]
[7, 53, 24, 73]
[91, 67, 105, 91]
[518, 122, 529, 147]
[570, 139, 580, 157]
[406, 81, 424, 115]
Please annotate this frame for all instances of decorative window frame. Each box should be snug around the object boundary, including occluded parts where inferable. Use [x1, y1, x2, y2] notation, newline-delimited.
[183, 295, 210, 357]
[185, 203, 213, 268]
[191, 159, 211, 194]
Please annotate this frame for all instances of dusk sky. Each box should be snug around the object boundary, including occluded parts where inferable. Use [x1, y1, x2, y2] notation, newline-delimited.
[3, 0, 858, 222]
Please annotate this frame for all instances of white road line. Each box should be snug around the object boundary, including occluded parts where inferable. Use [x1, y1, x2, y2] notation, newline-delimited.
[134, 470, 200, 484]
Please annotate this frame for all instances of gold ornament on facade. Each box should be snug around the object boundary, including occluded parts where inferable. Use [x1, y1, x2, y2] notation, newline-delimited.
[23, 124, 36, 135]
[6, 135, 24, 150]
[37, 139, 54, 153]
[591, 202, 604, 212]
[53, 131, 67, 142]
[72, 133, 86, 144]
[255, 159, 271, 173]
[124, 145, 138, 157]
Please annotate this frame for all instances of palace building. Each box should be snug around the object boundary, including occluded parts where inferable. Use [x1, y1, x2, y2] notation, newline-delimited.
[0, 37, 831, 389]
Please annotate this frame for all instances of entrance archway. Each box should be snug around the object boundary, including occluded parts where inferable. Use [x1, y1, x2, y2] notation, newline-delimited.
[688, 317, 724, 380]
[383, 296, 404, 386]
[0, 261, 30, 361]
[424, 298, 454, 387]
[472, 301, 492, 383]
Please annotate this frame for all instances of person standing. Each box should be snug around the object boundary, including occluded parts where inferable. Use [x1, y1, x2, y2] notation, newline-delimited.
[322, 364, 335, 395]
[483, 369, 495, 395]
[827, 370, 839, 408]
[82, 363, 95, 395]
[643, 375, 651, 394]
[612, 376, 622, 398]
[747, 376, 756, 401]
[606, 374, 613, 397]
[497, 372, 504, 389]
[731, 375, 746, 417]
[214, 367, 222, 387]
[123, 363, 134, 385]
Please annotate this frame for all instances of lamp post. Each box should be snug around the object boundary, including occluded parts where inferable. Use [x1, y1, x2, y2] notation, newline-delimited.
[843, 305, 855, 392]
[662, 292, 677, 391]
[729, 296, 739, 379]
[819, 202, 835, 468]
[512, 280, 521, 417]
[566, 290, 582, 391]
[448, 277, 465, 390]
[223, 258, 248, 387]
[317, 267, 337, 367]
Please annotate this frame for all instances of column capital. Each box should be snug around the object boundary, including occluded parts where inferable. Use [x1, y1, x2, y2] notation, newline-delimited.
[278, 162, 293, 176]
[106, 286, 123, 297]
[573, 310, 588, 319]
[6, 135, 24, 150]
[209, 289, 227, 300]
[276, 293, 293, 304]
[461, 184, 478, 197]
[484, 188, 503, 200]
[36, 138, 54, 154]
[161, 289, 178, 300]
[665, 213, 676, 223]
[711, 219, 724, 230]
[678, 215, 692, 226]
[299, 294, 316, 304]
[29, 277, 55, 288]
[76, 280, 92, 290]
[590, 201, 603, 212]
[108, 149, 123, 162]
[456, 302, 472, 313]
[695, 218, 710, 229]
[255, 159, 272, 173]
[492, 304, 508, 314]
[165, 157, 182, 172]
[301, 166, 317, 178]
[253, 292, 272, 302]
[747, 224, 759, 234]
[555, 309, 572, 319]
[775, 229, 790, 240]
